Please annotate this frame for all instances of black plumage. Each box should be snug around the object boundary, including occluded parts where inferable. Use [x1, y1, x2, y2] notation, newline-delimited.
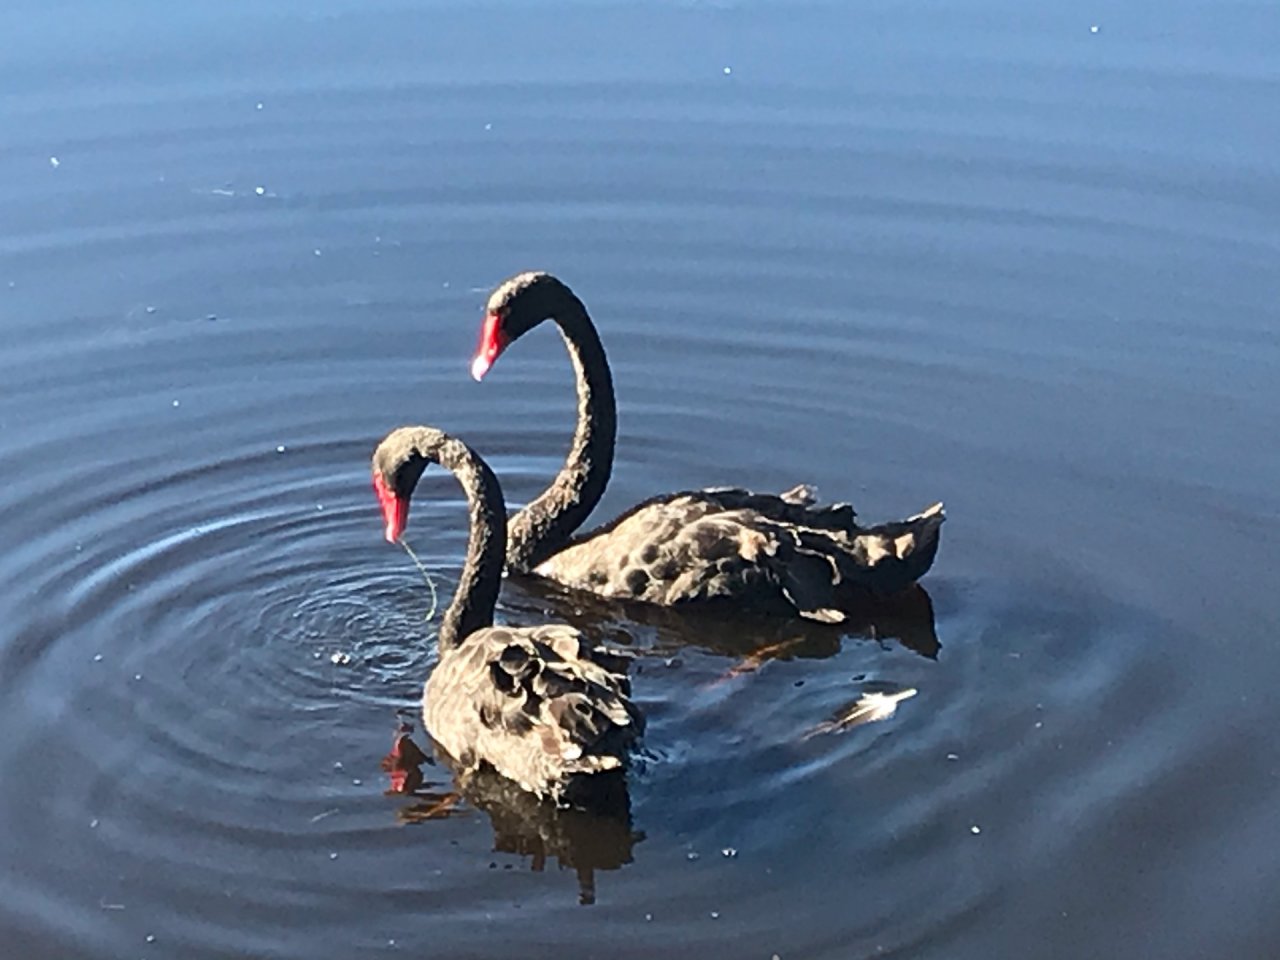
[372, 427, 642, 803]
[474, 272, 945, 623]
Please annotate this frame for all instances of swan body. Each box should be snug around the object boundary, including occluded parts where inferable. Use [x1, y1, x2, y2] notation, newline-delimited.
[423, 622, 640, 793]
[373, 426, 642, 801]
[534, 485, 943, 623]
[467, 271, 945, 624]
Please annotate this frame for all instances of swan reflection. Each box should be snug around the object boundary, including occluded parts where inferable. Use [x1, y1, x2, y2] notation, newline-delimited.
[499, 579, 941, 668]
[381, 721, 642, 906]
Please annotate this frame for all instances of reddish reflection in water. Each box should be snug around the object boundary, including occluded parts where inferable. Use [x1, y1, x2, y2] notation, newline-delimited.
[380, 716, 642, 905]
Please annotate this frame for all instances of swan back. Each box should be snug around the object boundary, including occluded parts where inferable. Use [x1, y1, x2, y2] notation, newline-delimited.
[425, 623, 643, 800]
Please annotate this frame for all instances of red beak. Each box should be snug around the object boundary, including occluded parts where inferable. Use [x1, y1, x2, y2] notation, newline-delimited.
[373, 472, 409, 543]
[471, 312, 510, 381]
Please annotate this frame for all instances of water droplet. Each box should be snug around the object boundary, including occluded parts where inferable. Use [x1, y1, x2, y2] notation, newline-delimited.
[329, 852, 339, 860]
[92, 654, 103, 662]
[722, 66, 732, 75]
[709, 911, 720, 919]
[49, 156, 60, 167]
[1090, 24, 1100, 33]
[970, 825, 981, 835]
[276, 445, 286, 453]
[89, 818, 99, 828]
[171, 400, 180, 407]
[256, 101, 264, 110]
[145, 934, 155, 943]
[255, 186, 266, 196]
[352, 778, 363, 786]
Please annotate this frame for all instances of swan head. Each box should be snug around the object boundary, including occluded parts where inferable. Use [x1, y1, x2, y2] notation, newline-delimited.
[371, 427, 439, 542]
[472, 271, 570, 380]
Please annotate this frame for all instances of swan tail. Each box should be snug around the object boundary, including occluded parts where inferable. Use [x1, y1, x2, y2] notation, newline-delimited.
[838, 502, 945, 595]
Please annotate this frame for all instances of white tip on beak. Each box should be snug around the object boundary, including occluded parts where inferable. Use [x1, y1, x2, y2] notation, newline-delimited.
[470, 354, 491, 381]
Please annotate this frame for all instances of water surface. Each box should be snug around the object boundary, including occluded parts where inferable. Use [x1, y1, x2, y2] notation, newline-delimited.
[1, 1, 1278, 957]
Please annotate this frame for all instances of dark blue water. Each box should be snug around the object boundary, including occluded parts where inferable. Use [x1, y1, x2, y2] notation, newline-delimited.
[2, 1, 1278, 957]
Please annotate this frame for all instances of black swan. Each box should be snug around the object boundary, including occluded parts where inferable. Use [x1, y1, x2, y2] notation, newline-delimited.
[458, 271, 946, 623]
[372, 425, 643, 802]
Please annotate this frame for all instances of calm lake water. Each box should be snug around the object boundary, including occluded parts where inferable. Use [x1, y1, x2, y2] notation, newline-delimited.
[2, 0, 1278, 957]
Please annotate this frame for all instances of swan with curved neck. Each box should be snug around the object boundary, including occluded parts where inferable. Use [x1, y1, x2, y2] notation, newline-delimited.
[372, 425, 642, 801]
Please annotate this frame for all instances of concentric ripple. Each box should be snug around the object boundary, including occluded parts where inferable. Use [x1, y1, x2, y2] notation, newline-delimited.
[0, 330, 1188, 959]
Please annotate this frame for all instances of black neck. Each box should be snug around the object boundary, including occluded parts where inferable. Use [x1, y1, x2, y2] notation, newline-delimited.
[430, 435, 508, 650]
[506, 294, 617, 572]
